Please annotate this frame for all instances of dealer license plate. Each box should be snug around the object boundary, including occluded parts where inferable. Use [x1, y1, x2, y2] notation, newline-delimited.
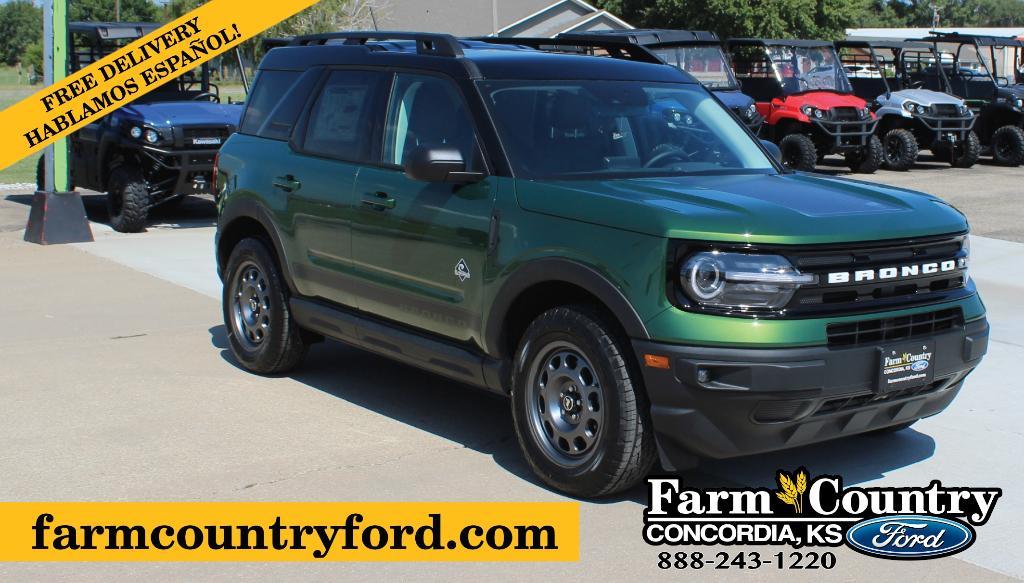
[877, 341, 935, 393]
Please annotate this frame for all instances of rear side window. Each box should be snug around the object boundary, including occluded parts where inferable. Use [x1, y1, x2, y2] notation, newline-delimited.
[239, 70, 300, 136]
[257, 68, 324, 141]
[302, 70, 388, 162]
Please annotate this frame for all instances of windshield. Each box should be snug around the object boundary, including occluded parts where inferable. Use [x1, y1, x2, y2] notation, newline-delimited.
[478, 80, 775, 180]
[766, 46, 853, 94]
[651, 45, 739, 90]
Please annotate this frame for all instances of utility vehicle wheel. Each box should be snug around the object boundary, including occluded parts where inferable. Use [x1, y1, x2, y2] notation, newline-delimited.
[946, 131, 980, 168]
[845, 135, 883, 174]
[106, 166, 149, 233]
[882, 129, 918, 171]
[511, 306, 656, 497]
[991, 125, 1024, 167]
[779, 134, 817, 171]
[223, 237, 308, 374]
[873, 420, 917, 434]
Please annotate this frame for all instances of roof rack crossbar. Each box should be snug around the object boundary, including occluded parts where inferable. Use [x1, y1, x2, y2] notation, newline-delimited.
[285, 31, 464, 57]
[469, 36, 663, 64]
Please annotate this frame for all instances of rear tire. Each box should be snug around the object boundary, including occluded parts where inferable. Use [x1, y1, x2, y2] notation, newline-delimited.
[223, 238, 308, 374]
[991, 125, 1024, 166]
[779, 133, 817, 171]
[882, 129, 918, 171]
[106, 165, 149, 233]
[846, 135, 884, 174]
[511, 306, 656, 497]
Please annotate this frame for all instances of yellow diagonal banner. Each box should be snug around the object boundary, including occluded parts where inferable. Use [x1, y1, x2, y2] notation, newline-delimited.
[0, 0, 319, 171]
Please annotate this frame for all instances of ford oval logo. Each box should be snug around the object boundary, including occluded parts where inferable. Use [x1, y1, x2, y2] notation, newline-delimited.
[846, 515, 974, 559]
[911, 360, 930, 372]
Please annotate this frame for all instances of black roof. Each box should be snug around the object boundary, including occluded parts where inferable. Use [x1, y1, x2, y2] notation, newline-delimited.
[557, 29, 721, 46]
[259, 31, 696, 83]
[69, 21, 159, 40]
[727, 38, 834, 49]
[836, 39, 935, 52]
[922, 32, 1024, 47]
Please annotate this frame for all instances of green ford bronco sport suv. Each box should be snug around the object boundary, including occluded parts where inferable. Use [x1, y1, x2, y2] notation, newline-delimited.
[215, 32, 988, 497]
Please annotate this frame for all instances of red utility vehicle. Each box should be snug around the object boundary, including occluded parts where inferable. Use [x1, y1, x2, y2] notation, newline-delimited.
[726, 38, 882, 172]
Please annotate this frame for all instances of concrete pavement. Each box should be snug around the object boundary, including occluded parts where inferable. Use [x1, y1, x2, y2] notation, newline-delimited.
[0, 188, 1021, 581]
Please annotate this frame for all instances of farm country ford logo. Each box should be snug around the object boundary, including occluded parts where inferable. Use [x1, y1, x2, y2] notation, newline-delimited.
[643, 468, 1002, 560]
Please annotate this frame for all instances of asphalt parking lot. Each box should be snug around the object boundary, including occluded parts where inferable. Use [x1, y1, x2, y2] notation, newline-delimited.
[0, 159, 1022, 581]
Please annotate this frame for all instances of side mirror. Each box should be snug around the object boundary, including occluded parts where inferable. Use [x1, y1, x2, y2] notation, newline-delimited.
[760, 139, 782, 163]
[403, 146, 483, 184]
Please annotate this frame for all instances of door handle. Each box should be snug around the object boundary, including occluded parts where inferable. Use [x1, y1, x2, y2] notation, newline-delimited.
[361, 191, 396, 211]
[272, 175, 301, 193]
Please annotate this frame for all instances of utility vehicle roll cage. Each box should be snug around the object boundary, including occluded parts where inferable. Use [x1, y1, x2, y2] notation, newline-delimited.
[922, 32, 1024, 89]
[835, 39, 953, 96]
[70, 21, 249, 96]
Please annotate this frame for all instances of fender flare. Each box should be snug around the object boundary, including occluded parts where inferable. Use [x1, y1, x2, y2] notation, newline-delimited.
[484, 258, 650, 357]
[217, 197, 297, 294]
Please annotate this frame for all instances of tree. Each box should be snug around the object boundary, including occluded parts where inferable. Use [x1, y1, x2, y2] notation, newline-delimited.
[69, 0, 160, 23]
[0, 0, 42, 66]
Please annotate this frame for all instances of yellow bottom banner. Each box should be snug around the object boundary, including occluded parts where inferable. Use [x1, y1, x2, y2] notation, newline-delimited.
[0, 502, 579, 562]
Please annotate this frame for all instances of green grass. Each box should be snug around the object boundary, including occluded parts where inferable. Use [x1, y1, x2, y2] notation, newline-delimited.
[0, 67, 41, 185]
[0, 67, 247, 186]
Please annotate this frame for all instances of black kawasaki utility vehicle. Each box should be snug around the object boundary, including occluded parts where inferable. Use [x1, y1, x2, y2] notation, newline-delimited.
[923, 32, 1024, 166]
[836, 39, 978, 169]
[37, 22, 246, 232]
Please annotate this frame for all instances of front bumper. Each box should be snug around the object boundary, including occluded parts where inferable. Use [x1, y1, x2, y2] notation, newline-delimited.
[140, 145, 218, 200]
[913, 112, 976, 142]
[811, 117, 879, 151]
[634, 316, 988, 467]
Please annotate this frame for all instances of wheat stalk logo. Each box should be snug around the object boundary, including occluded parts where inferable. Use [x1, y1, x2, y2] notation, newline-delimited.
[776, 469, 808, 513]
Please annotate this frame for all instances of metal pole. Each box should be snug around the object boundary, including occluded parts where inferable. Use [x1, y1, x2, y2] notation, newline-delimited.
[42, 0, 53, 192]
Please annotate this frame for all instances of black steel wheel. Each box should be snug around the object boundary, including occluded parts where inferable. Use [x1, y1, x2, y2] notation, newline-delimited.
[511, 306, 656, 498]
[223, 237, 308, 374]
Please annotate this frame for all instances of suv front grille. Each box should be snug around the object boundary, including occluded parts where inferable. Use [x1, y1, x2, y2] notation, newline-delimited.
[826, 307, 963, 347]
[785, 234, 969, 316]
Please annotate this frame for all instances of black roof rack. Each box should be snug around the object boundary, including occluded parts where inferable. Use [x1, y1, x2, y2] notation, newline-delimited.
[285, 31, 464, 57]
[727, 38, 834, 49]
[922, 31, 1024, 47]
[69, 21, 159, 40]
[558, 29, 720, 46]
[468, 36, 663, 64]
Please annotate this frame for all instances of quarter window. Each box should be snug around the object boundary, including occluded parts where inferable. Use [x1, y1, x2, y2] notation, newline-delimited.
[303, 70, 387, 162]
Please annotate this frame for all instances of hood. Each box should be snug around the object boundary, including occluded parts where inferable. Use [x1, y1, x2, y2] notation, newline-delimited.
[780, 91, 868, 109]
[515, 172, 967, 245]
[712, 89, 755, 110]
[889, 89, 964, 106]
[115, 101, 244, 129]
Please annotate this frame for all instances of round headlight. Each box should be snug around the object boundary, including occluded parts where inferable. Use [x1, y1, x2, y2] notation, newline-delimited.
[1016, 98, 1023, 109]
[916, 104, 927, 114]
[144, 129, 160, 144]
[959, 104, 971, 115]
[683, 114, 694, 125]
[813, 109, 824, 119]
[801, 105, 813, 116]
[684, 255, 725, 301]
[746, 103, 757, 118]
[904, 101, 917, 112]
[860, 107, 870, 119]
[129, 126, 142, 139]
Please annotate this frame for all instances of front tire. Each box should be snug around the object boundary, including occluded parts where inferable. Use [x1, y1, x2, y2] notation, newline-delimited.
[991, 125, 1024, 167]
[882, 128, 919, 171]
[223, 238, 308, 374]
[511, 306, 656, 497]
[846, 135, 884, 174]
[106, 165, 149, 233]
[778, 133, 817, 171]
